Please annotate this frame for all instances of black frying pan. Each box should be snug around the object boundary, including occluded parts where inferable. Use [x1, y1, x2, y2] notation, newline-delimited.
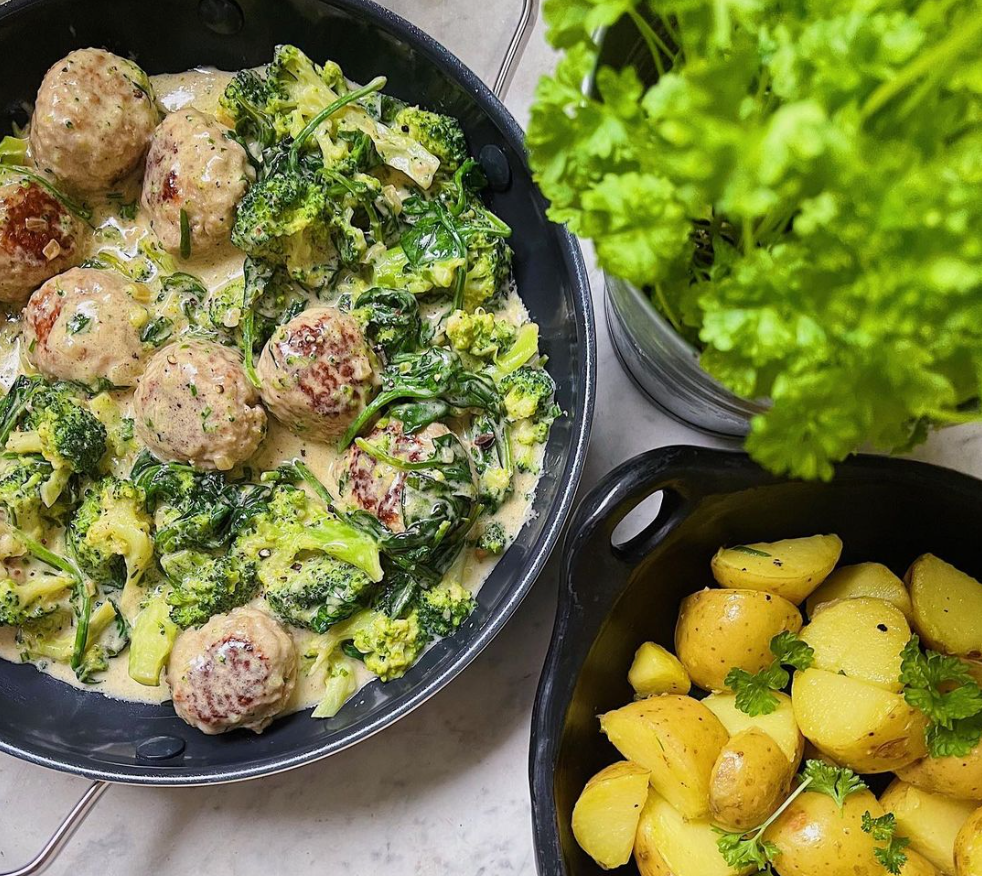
[530, 446, 982, 875]
[0, 0, 594, 867]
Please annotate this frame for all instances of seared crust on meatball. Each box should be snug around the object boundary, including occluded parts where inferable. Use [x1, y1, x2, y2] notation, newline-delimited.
[141, 108, 253, 256]
[30, 48, 159, 193]
[258, 306, 378, 440]
[168, 607, 297, 735]
[25, 267, 152, 386]
[134, 339, 266, 470]
[0, 177, 83, 305]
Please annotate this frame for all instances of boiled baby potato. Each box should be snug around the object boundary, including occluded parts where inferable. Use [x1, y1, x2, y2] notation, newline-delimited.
[628, 641, 691, 697]
[675, 588, 802, 692]
[881, 779, 977, 874]
[765, 787, 938, 876]
[703, 690, 804, 766]
[709, 727, 793, 831]
[907, 555, 982, 658]
[898, 740, 982, 802]
[792, 668, 927, 773]
[599, 695, 728, 819]
[807, 562, 913, 620]
[634, 788, 752, 876]
[711, 534, 842, 604]
[800, 597, 911, 691]
[571, 761, 651, 870]
[954, 805, 982, 876]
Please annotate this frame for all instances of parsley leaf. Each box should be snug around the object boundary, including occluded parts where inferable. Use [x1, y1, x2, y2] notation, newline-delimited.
[862, 812, 910, 875]
[798, 760, 867, 809]
[899, 636, 982, 758]
[727, 632, 814, 715]
[770, 630, 815, 671]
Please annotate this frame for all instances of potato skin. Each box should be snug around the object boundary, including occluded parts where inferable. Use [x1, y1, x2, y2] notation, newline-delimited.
[898, 740, 982, 802]
[703, 690, 804, 767]
[800, 597, 911, 691]
[675, 588, 802, 692]
[954, 805, 982, 876]
[709, 728, 793, 831]
[600, 695, 728, 819]
[571, 761, 650, 870]
[807, 562, 912, 620]
[628, 641, 691, 697]
[711, 534, 842, 604]
[792, 668, 927, 773]
[880, 779, 977, 874]
[907, 554, 982, 659]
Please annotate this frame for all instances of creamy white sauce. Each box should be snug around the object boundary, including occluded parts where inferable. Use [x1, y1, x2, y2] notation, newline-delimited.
[0, 68, 545, 720]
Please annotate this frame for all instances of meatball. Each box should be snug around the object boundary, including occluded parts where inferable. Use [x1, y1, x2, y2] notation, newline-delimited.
[25, 267, 152, 386]
[168, 607, 297, 735]
[134, 339, 266, 470]
[141, 108, 253, 256]
[258, 306, 378, 440]
[0, 177, 83, 305]
[338, 419, 452, 533]
[30, 48, 159, 193]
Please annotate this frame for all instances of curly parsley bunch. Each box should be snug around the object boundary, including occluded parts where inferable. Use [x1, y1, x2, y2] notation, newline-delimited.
[528, 0, 982, 479]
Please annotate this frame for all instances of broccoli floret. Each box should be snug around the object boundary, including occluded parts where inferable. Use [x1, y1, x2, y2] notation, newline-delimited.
[445, 308, 515, 359]
[67, 477, 153, 589]
[128, 591, 179, 686]
[390, 106, 467, 173]
[417, 580, 474, 637]
[478, 465, 512, 510]
[205, 277, 246, 333]
[0, 574, 71, 626]
[219, 67, 278, 149]
[371, 245, 461, 295]
[500, 367, 557, 422]
[264, 553, 374, 632]
[477, 521, 507, 555]
[351, 610, 426, 681]
[16, 383, 108, 475]
[0, 454, 58, 535]
[162, 550, 259, 628]
[462, 233, 512, 312]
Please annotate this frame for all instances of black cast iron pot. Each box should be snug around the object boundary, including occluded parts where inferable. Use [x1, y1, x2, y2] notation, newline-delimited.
[0, 0, 594, 793]
[530, 445, 982, 875]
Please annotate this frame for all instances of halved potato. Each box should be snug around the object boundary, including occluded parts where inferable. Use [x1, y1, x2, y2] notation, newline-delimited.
[880, 779, 976, 874]
[907, 555, 982, 658]
[600, 695, 728, 819]
[898, 740, 982, 801]
[711, 534, 842, 604]
[792, 668, 927, 773]
[703, 690, 804, 766]
[675, 588, 802, 692]
[571, 761, 651, 870]
[709, 727, 794, 831]
[954, 805, 982, 876]
[628, 641, 691, 697]
[807, 562, 912, 620]
[634, 788, 752, 876]
[800, 597, 911, 691]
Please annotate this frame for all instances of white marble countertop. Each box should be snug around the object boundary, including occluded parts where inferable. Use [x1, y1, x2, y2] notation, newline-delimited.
[2, 3, 981, 875]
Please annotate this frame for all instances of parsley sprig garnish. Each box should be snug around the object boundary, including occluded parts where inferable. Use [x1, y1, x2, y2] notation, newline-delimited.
[899, 635, 982, 758]
[797, 759, 867, 808]
[726, 632, 815, 716]
[862, 812, 911, 875]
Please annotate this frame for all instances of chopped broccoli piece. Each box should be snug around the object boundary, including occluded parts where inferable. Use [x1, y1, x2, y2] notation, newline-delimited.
[0, 453, 58, 535]
[500, 366, 557, 422]
[162, 550, 259, 629]
[462, 232, 512, 312]
[417, 580, 474, 637]
[67, 477, 153, 588]
[311, 651, 358, 718]
[512, 417, 549, 445]
[390, 106, 467, 173]
[128, 591, 179, 686]
[479, 465, 513, 510]
[477, 522, 507, 555]
[264, 553, 375, 632]
[351, 610, 426, 681]
[0, 574, 71, 626]
[445, 308, 515, 359]
[371, 244, 461, 295]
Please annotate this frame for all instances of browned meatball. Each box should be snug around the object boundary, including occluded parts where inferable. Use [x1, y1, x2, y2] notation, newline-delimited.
[168, 607, 297, 735]
[134, 339, 266, 470]
[337, 418, 453, 533]
[0, 177, 83, 305]
[141, 108, 253, 256]
[25, 267, 152, 386]
[257, 306, 378, 440]
[30, 48, 159, 193]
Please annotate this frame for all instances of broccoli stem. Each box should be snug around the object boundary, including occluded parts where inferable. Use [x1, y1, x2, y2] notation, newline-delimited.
[287, 459, 340, 510]
[354, 437, 445, 472]
[492, 323, 539, 380]
[70, 587, 93, 672]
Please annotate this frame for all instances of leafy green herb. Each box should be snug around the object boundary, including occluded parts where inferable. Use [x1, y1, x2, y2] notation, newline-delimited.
[117, 201, 138, 221]
[900, 635, 982, 758]
[528, 0, 982, 480]
[179, 208, 191, 260]
[731, 545, 772, 558]
[139, 316, 173, 347]
[771, 631, 815, 672]
[727, 632, 814, 715]
[861, 812, 910, 875]
[798, 760, 867, 809]
[66, 313, 91, 335]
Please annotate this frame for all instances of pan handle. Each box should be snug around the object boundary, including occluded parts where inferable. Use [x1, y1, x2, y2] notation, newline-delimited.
[1, 780, 109, 876]
[492, 0, 540, 99]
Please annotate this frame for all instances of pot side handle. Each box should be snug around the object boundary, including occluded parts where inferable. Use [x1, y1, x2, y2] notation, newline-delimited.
[1, 781, 109, 876]
[492, 0, 540, 99]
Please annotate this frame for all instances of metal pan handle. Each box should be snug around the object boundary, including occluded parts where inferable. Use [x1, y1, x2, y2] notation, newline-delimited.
[493, 0, 539, 99]
[1, 781, 109, 876]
